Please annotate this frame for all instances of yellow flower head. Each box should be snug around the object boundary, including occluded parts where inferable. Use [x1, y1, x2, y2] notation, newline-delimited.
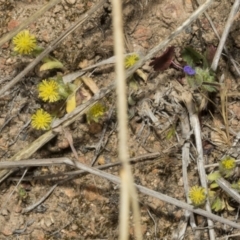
[220, 156, 236, 170]
[189, 186, 206, 207]
[31, 109, 52, 130]
[86, 102, 105, 123]
[13, 30, 37, 55]
[219, 156, 236, 178]
[124, 54, 139, 68]
[38, 79, 61, 102]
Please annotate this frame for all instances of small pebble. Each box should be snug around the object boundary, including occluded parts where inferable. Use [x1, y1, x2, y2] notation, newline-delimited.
[1, 208, 8, 216]
[97, 155, 106, 165]
[14, 205, 22, 213]
[44, 218, 53, 227]
[71, 224, 78, 231]
[65, 0, 76, 4]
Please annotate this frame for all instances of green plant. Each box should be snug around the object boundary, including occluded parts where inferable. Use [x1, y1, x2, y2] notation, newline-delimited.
[207, 156, 237, 212]
[86, 102, 106, 124]
[182, 46, 217, 92]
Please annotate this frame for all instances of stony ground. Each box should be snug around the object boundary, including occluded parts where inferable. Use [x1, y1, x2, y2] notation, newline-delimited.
[1, 0, 240, 239]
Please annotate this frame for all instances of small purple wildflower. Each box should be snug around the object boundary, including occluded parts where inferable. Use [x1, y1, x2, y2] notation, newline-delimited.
[183, 65, 196, 76]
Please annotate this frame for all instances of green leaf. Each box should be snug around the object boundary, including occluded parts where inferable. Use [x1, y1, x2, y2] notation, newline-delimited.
[186, 75, 202, 89]
[209, 182, 219, 189]
[195, 67, 216, 92]
[231, 182, 240, 191]
[166, 126, 175, 140]
[207, 171, 221, 181]
[32, 46, 44, 56]
[40, 61, 63, 71]
[211, 197, 223, 212]
[182, 46, 204, 66]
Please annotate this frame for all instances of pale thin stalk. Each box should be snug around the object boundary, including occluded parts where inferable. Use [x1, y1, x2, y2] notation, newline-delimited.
[216, 178, 240, 204]
[211, 0, 240, 71]
[0, 153, 160, 170]
[111, 0, 142, 239]
[195, 0, 240, 76]
[178, 110, 196, 239]
[183, 92, 215, 239]
[119, 169, 130, 240]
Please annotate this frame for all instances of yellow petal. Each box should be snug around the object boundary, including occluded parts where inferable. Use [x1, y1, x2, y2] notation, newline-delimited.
[66, 93, 76, 113]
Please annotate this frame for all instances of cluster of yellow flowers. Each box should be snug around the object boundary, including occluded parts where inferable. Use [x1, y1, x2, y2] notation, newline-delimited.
[31, 78, 68, 130]
[13, 30, 108, 130]
[12, 30, 67, 130]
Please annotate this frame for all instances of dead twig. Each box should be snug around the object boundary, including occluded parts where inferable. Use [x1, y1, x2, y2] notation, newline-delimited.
[0, 153, 160, 170]
[183, 91, 216, 240]
[173, 108, 195, 240]
[211, 0, 240, 71]
[22, 184, 58, 213]
[91, 106, 115, 166]
[195, 0, 240, 76]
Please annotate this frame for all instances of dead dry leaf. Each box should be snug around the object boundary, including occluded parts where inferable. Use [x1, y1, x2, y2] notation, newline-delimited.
[82, 76, 99, 94]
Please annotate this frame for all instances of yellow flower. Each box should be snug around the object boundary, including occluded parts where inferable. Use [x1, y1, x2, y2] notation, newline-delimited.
[219, 156, 236, 178]
[220, 156, 236, 170]
[189, 186, 206, 207]
[13, 30, 37, 55]
[86, 102, 105, 123]
[38, 79, 61, 102]
[31, 109, 52, 130]
[124, 54, 139, 68]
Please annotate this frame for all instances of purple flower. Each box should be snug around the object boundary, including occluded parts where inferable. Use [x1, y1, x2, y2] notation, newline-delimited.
[183, 65, 196, 76]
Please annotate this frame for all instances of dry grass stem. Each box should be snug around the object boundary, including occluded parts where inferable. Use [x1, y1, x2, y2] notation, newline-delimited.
[195, 0, 240, 76]
[111, 0, 142, 238]
[211, 0, 240, 71]
[22, 184, 58, 213]
[175, 109, 195, 238]
[183, 92, 215, 239]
